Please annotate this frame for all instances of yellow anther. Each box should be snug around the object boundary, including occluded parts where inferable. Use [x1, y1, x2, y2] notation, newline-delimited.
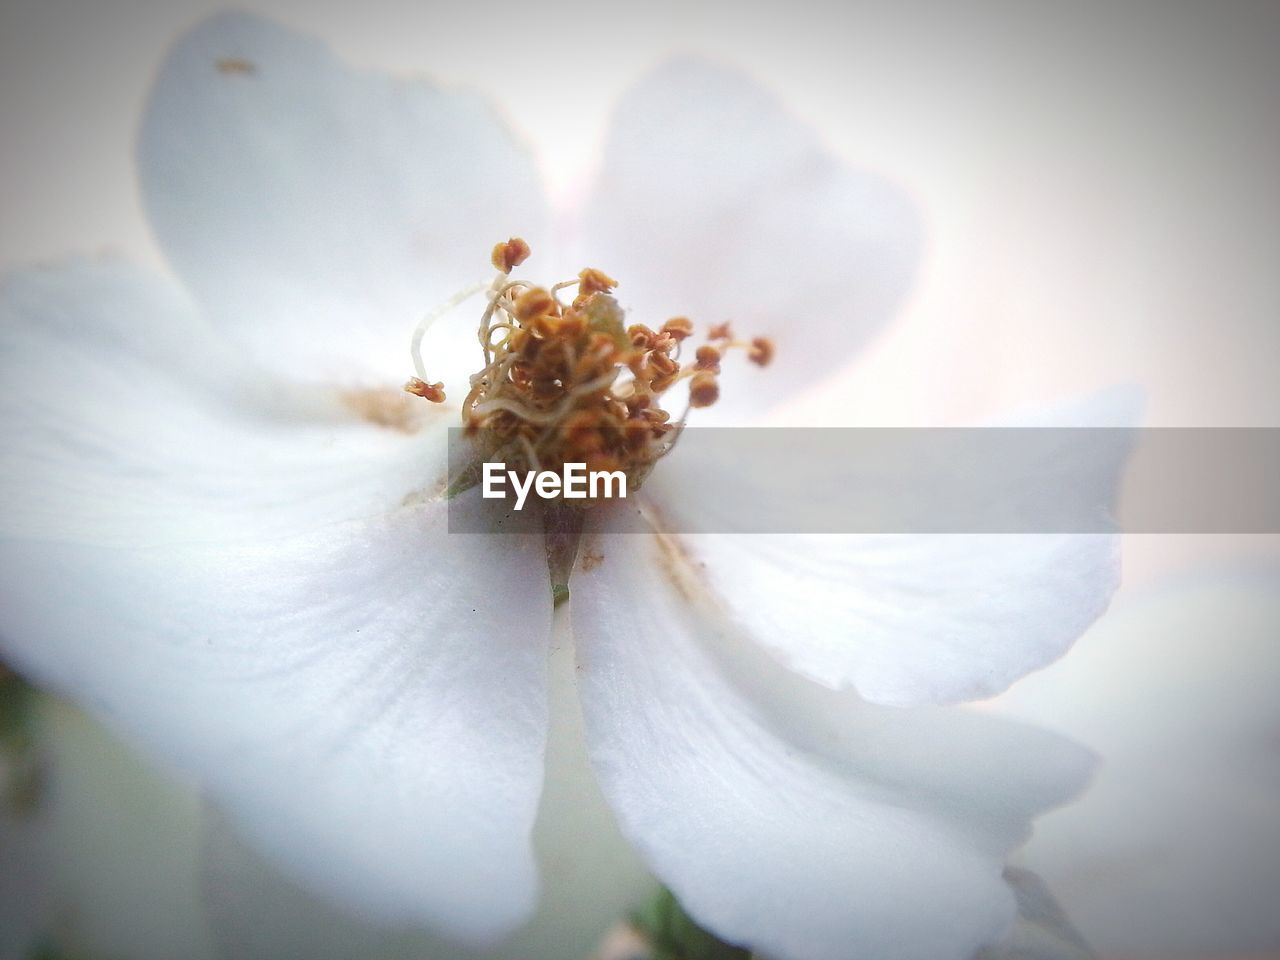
[748, 336, 775, 367]
[577, 268, 618, 297]
[661, 317, 694, 341]
[688, 372, 720, 409]
[514, 287, 557, 322]
[404, 377, 446, 403]
[694, 344, 722, 372]
[491, 237, 531, 274]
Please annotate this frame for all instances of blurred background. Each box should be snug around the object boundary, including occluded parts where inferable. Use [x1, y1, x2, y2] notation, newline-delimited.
[1, 1, 1278, 958]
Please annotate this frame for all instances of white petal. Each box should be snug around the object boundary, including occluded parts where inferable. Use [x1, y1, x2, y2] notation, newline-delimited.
[201, 613, 654, 960]
[0, 261, 552, 940]
[582, 59, 921, 422]
[570, 530, 1094, 960]
[0, 489, 551, 942]
[0, 260, 450, 547]
[640, 392, 1134, 705]
[642, 531, 1118, 707]
[992, 575, 1280, 956]
[140, 12, 547, 385]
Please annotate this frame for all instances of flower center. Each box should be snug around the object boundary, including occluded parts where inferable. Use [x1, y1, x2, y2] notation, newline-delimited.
[404, 238, 773, 502]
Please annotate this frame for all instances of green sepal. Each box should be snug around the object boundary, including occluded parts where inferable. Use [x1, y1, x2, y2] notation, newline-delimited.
[544, 502, 586, 608]
[631, 887, 752, 960]
[444, 458, 483, 500]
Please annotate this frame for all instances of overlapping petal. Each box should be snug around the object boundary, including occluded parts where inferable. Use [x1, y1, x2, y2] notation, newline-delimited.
[139, 12, 548, 386]
[571, 529, 1094, 960]
[0, 261, 552, 942]
[632, 529, 1118, 707]
[581, 59, 921, 422]
[0, 260, 452, 546]
[639, 394, 1134, 705]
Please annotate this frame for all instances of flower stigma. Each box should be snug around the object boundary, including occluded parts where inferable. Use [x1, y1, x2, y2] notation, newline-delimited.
[405, 238, 774, 506]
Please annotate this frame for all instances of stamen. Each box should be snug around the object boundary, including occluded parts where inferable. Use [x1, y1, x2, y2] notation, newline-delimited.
[688, 372, 720, 408]
[576, 268, 617, 298]
[748, 336, 775, 367]
[409, 279, 491, 382]
[404, 377, 446, 403]
[694, 344, 722, 372]
[407, 239, 775, 502]
[491, 238, 531, 274]
[661, 317, 694, 341]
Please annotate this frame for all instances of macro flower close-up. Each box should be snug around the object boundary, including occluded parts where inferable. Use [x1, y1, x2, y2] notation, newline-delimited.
[1, 4, 1277, 960]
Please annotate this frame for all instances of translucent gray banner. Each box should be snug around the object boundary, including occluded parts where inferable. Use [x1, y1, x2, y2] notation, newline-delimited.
[446, 428, 1280, 534]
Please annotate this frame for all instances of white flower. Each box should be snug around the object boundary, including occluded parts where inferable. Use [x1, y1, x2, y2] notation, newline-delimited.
[0, 12, 1128, 960]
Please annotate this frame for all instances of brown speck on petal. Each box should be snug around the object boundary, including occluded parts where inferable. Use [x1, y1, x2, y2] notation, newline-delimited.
[400, 476, 448, 508]
[216, 57, 257, 75]
[343, 387, 429, 432]
[650, 522, 716, 609]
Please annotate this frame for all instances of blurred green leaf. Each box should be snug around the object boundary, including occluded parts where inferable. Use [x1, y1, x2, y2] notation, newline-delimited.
[1, 663, 45, 813]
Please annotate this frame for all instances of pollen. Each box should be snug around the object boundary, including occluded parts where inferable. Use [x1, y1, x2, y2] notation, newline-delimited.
[406, 240, 775, 501]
